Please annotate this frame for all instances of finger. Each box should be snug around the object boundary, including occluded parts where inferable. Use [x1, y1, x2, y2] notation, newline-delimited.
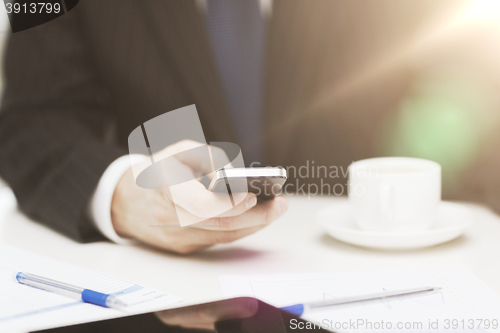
[170, 144, 215, 177]
[166, 140, 234, 177]
[148, 224, 268, 254]
[150, 140, 206, 173]
[184, 224, 268, 248]
[145, 199, 277, 249]
[151, 140, 213, 180]
[213, 192, 257, 217]
[203, 225, 267, 245]
[164, 192, 257, 226]
[191, 196, 288, 231]
[175, 143, 234, 174]
[158, 157, 237, 218]
[170, 180, 234, 218]
[163, 139, 206, 156]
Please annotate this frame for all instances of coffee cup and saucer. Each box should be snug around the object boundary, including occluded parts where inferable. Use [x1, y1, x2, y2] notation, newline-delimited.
[317, 157, 473, 250]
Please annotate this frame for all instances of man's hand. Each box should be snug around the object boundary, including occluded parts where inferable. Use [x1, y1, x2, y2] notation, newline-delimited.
[110, 140, 288, 254]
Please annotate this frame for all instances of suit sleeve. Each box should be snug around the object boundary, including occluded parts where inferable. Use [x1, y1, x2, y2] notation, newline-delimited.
[0, 11, 126, 242]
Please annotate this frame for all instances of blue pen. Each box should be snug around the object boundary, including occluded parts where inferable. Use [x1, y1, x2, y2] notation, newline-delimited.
[280, 285, 441, 316]
[15, 272, 127, 310]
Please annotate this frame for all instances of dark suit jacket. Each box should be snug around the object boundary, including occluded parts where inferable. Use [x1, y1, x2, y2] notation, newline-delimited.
[1, 0, 489, 242]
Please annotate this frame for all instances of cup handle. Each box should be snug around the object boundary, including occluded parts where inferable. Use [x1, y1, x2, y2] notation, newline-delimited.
[379, 184, 394, 228]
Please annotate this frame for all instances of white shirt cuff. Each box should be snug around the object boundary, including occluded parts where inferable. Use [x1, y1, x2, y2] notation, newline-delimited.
[89, 154, 148, 245]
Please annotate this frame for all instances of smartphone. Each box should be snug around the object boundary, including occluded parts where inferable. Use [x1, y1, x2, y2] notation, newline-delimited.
[207, 167, 287, 200]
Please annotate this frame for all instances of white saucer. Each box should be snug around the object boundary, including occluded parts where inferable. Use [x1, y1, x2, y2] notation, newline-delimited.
[317, 201, 473, 250]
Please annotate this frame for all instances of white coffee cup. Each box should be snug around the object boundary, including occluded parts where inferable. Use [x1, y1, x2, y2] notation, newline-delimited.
[349, 157, 441, 232]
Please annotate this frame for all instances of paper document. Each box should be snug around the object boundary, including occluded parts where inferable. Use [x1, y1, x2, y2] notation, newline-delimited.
[220, 267, 500, 332]
[0, 245, 182, 332]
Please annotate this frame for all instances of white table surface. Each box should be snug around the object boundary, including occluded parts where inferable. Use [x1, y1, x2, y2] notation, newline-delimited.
[1, 185, 500, 309]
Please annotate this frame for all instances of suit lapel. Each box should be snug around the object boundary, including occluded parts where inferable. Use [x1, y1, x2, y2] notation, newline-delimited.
[135, 0, 237, 144]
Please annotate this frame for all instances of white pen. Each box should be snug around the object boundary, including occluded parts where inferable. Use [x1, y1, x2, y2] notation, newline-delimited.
[281, 286, 442, 316]
[14, 272, 128, 310]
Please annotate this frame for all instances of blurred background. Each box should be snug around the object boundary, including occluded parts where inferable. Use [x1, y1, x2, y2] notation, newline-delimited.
[376, 0, 500, 191]
[379, 0, 500, 209]
[259, 0, 500, 213]
[1, 0, 500, 209]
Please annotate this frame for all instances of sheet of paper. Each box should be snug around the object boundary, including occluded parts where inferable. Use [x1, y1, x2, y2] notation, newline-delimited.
[220, 267, 500, 332]
[0, 245, 182, 332]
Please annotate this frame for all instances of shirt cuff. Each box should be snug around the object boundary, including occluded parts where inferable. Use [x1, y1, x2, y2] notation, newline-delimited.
[88, 154, 148, 245]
